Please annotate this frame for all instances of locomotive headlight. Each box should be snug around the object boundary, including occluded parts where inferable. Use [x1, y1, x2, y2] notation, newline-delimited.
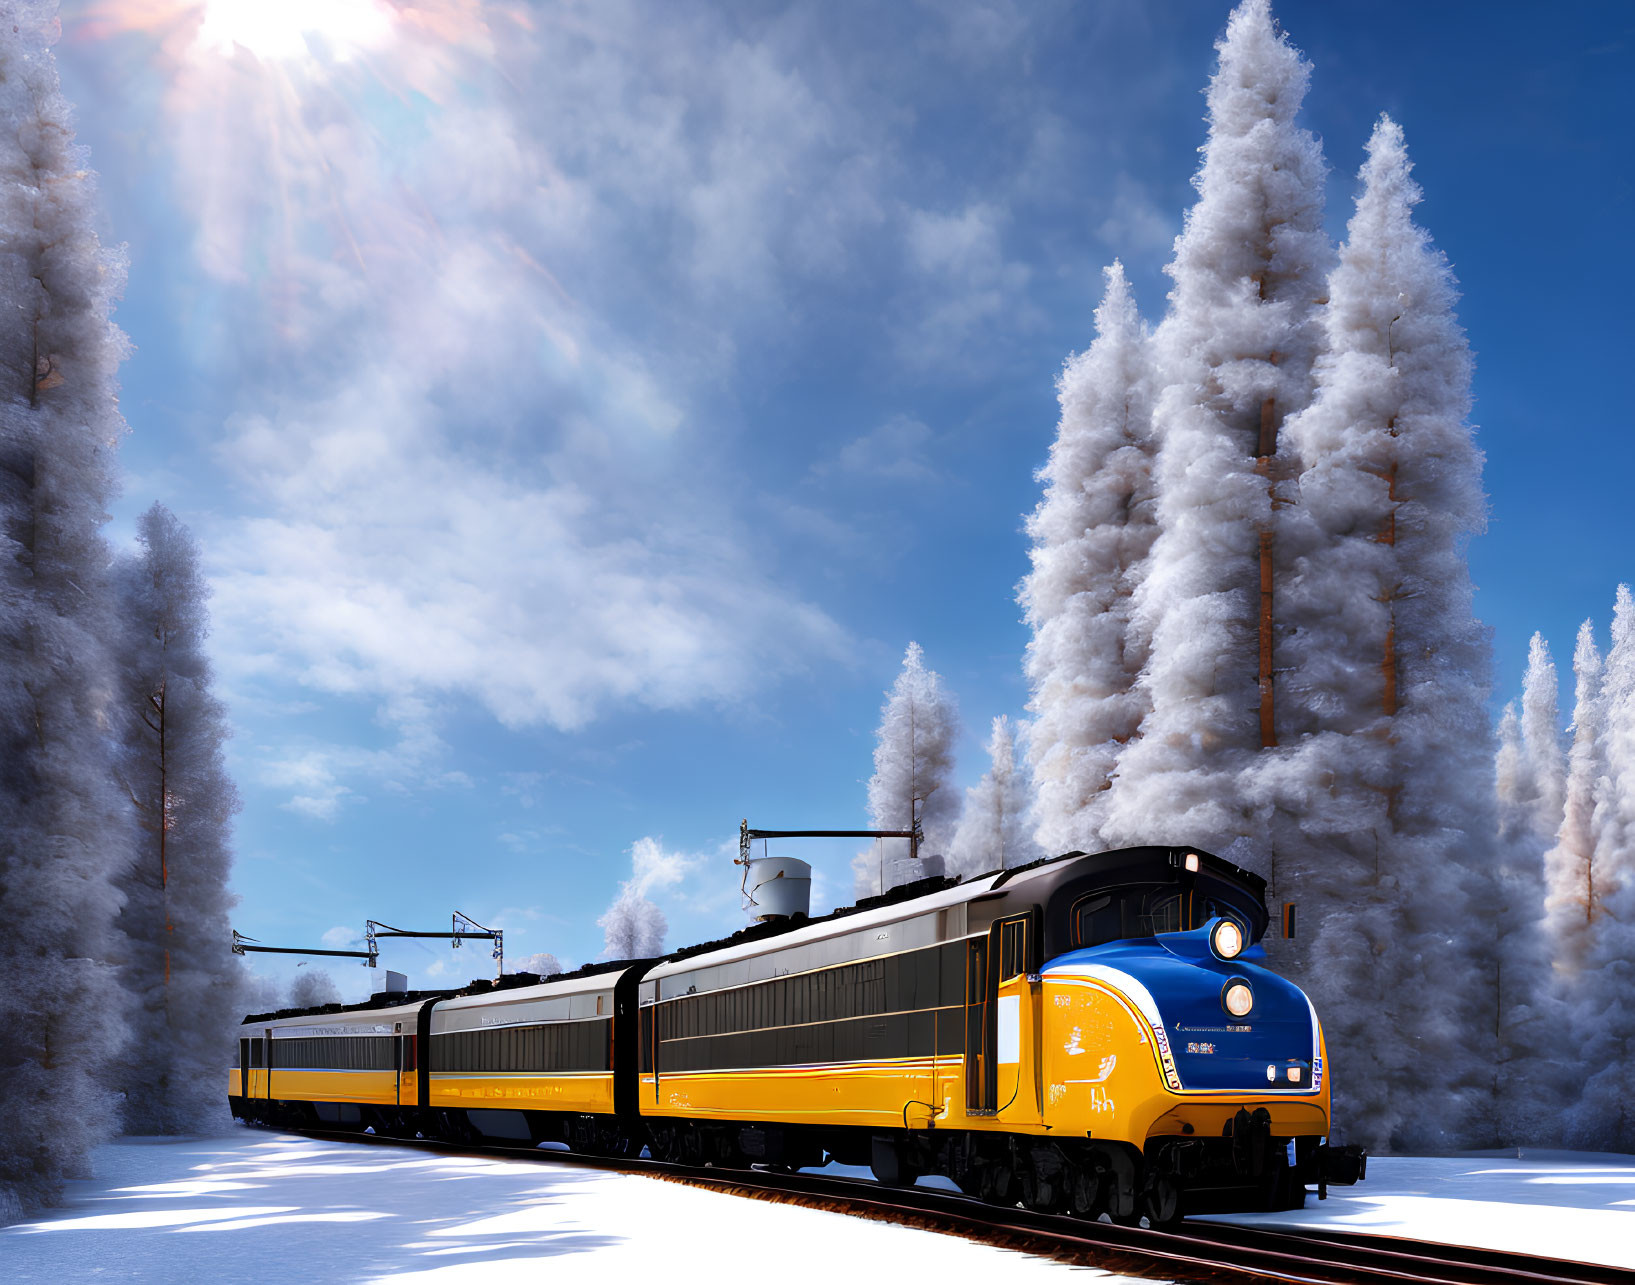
[1210, 918, 1245, 960]
[1222, 979, 1254, 1017]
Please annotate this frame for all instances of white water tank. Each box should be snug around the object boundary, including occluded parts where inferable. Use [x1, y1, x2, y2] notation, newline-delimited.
[747, 856, 811, 921]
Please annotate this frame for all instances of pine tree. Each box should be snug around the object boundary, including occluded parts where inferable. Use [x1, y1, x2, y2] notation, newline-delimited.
[1567, 587, 1635, 1151]
[0, 8, 134, 1219]
[1019, 262, 1157, 856]
[1484, 636, 1567, 1144]
[1518, 634, 1567, 842]
[1100, 0, 1331, 857]
[1494, 702, 1527, 834]
[287, 970, 341, 1010]
[949, 717, 1042, 878]
[1242, 113, 1495, 1150]
[1543, 618, 1605, 976]
[599, 890, 666, 959]
[109, 504, 241, 1134]
[854, 642, 960, 897]
[509, 952, 563, 978]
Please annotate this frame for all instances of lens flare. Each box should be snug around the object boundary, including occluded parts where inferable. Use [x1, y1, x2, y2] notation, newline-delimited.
[195, 0, 394, 62]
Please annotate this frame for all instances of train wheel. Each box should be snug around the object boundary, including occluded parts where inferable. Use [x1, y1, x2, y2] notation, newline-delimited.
[869, 1137, 919, 1186]
[980, 1161, 1018, 1206]
[1067, 1166, 1102, 1219]
[1264, 1164, 1306, 1211]
[647, 1125, 679, 1164]
[1142, 1176, 1181, 1228]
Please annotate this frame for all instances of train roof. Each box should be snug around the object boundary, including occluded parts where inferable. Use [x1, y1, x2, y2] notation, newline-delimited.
[646, 845, 1261, 981]
[433, 960, 640, 1013]
[238, 958, 646, 1027]
[238, 847, 1265, 1026]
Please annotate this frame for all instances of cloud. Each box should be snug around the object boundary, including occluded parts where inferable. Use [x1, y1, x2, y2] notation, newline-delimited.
[496, 828, 555, 854]
[829, 415, 940, 484]
[81, 0, 1164, 812]
[500, 773, 546, 809]
[898, 202, 1036, 364]
[115, 6, 861, 800]
[253, 696, 459, 821]
[626, 836, 698, 898]
[321, 925, 358, 949]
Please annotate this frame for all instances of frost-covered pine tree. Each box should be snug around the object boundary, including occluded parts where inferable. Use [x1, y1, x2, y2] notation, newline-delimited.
[1246, 113, 1498, 1150]
[1020, 262, 1157, 856]
[1100, 0, 1331, 856]
[1494, 634, 1567, 857]
[599, 889, 666, 959]
[1484, 637, 1567, 1143]
[1494, 702, 1528, 833]
[1566, 587, 1635, 1151]
[1543, 618, 1605, 975]
[288, 970, 341, 1010]
[0, 6, 134, 1220]
[107, 504, 240, 1134]
[853, 642, 960, 897]
[949, 717, 1042, 879]
[1512, 634, 1566, 843]
[509, 952, 563, 978]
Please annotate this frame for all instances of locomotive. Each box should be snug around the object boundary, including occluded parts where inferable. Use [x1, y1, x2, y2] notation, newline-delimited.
[229, 845, 1365, 1224]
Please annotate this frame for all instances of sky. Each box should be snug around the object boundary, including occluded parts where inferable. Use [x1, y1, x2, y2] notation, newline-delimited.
[49, 0, 1635, 998]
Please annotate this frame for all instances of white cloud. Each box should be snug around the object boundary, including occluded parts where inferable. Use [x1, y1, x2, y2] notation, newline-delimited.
[831, 415, 940, 484]
[154, 13, 856, 812]
[899, 202, 1035, 364]
[627, 836, 698, 898]
[499, 772, 551, 811]
[253, 697, 458, 821]
[321, 925, 358, 950]
[104, 0, 1143, 812]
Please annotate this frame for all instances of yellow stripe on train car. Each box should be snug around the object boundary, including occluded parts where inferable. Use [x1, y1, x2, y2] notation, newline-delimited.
[427, 1072, 615, 1114]
[262, 1069, 401, 1105]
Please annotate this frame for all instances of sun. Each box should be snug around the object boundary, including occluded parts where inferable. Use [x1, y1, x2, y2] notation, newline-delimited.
[195, 0, 395, 63]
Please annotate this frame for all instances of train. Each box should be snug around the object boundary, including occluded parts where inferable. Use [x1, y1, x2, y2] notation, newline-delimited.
[229, 845, 1366, 1224]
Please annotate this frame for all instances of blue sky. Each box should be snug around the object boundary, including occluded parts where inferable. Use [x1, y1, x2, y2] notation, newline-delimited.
[55, 1, 1634, 997]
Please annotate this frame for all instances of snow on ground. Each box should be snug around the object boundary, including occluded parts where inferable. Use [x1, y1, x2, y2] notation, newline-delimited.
[4, 1131, 1633, 1282]
[1191, 1149, 1635, 1270]
[0, 1130, 1141, 1283]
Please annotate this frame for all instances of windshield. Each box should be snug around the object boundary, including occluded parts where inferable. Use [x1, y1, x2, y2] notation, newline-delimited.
[1070, 884, 1248, 948]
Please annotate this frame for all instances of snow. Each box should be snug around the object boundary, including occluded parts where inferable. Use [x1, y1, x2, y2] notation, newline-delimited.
[7, 1132, 1634, 1282]
[1194, 1151, 1635, 1271]
[0, 1131, 1131, 1282]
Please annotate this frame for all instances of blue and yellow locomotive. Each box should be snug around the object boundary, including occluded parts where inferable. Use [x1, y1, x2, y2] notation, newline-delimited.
[230, 845, 1365, 1223]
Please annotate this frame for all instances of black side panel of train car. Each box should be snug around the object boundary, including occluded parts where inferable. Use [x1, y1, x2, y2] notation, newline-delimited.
[416, 997, 442, 1110]
[613, 963, 653, 1119]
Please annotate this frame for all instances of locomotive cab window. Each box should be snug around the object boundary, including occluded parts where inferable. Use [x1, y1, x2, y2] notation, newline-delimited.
[1070, 884, 1184, 947]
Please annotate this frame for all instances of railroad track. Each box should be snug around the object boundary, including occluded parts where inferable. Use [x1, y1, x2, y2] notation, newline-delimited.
[287, 1126, 1620, 1284]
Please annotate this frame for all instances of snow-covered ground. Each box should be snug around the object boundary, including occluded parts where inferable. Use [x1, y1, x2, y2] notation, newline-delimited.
[1192, 1149, 1635, 1269]
[3, 1131, 1632, 1282]
[0, 1131, 1131, 1283]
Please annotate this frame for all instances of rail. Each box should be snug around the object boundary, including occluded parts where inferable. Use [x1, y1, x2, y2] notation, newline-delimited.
[275, 1125, 1620, 1285]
